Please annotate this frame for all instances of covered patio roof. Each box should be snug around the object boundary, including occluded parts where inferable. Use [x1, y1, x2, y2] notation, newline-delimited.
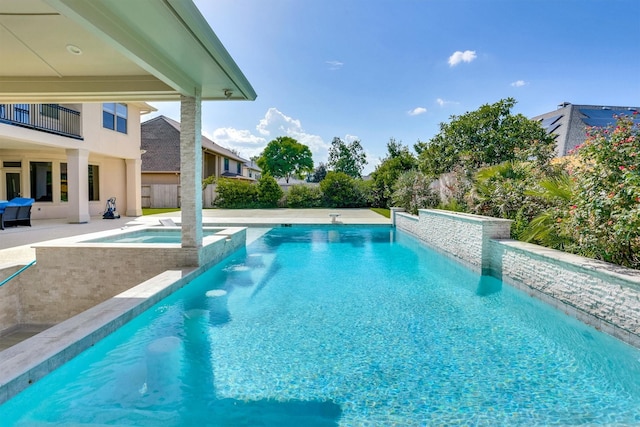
[0, 0, 256, 102]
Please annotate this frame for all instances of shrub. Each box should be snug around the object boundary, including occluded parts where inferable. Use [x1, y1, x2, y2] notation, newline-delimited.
[257, 175, 283, 207]
[213, 178, 258, 208]
[466, 161, 553, 239]
[391, 170, 439, 215]
[320, 171, 369, 207]
[284, 184, 323, 208]
[570, 114, 640, 268]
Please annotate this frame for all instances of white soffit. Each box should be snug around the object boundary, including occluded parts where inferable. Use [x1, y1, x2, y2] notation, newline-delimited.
[0, 0, 256, 102]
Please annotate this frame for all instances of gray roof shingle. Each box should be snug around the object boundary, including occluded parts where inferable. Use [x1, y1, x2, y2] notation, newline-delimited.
[141, 115, 247, 172]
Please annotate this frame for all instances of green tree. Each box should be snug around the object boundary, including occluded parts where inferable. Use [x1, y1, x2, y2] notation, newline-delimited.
[257, 136, 314, 183]
[327, 137, 367, 178]
[310, 162, 328, 183]
[415, 98, 555, 178]
[370, 138, 417, 208]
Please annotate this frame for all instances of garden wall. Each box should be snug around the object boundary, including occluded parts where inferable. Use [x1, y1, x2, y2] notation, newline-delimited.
[395, 209, 640, 348]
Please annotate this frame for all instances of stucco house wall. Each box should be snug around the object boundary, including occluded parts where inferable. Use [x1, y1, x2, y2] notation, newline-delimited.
[0, 102, 150, 220]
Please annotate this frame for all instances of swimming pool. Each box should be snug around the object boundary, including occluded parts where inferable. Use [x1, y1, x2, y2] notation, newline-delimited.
[1, 226, 639, 425]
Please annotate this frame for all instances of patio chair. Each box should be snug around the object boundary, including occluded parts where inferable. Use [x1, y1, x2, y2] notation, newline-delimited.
[0, 197, 35, 230]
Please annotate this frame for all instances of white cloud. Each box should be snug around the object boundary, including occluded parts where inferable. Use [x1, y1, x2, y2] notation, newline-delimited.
[326, 60, 344, 70]
[256, 107, 303, 136]
[436, 98, 459, 107]
[344, 134, 360, 143]
[448, 50, 477, 67]
[209, 107, 329, 162]
[510, 80, 528, 87]
[408, 107, 427, 116]
[207, 128, 266, 159]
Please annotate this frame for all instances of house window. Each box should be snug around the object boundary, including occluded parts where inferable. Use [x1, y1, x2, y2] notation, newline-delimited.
[60, 163, 68, 202]
[102, 103, 127, 134]
[224, 158, 229, 171]
[30, 161, 52, 202]
[88, 165, 100, 201]
[40, 104, 59, 119]
[237, 162, 241, 174]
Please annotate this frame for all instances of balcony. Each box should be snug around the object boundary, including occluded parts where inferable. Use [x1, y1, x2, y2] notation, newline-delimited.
[0, 104, 82, 140]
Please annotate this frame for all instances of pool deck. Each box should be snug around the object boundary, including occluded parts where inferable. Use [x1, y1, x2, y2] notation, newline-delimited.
[0, 208, 389, 264]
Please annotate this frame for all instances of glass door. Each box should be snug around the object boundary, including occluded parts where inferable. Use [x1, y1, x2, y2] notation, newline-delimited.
[5, 172, 20, 200]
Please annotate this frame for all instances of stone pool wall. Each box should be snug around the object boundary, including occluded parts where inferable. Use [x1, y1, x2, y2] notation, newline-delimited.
[394, 209, 640, 348]
[0, 267, 21, 336]
[395, 209, 512, 273]
[0, 227, 245, 330]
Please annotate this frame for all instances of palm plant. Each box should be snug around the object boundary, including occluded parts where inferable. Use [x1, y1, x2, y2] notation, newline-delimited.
[520, 171, 576, 250]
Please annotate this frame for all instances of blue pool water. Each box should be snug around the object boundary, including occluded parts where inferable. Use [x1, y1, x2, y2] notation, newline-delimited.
[83, 228, 224, 244]
[2, 227, 640, 426]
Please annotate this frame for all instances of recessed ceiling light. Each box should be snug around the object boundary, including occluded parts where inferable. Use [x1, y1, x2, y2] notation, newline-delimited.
[66, 44, 82, 55]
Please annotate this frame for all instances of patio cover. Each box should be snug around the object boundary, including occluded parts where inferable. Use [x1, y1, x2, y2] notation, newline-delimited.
[0, 0, 256, 263]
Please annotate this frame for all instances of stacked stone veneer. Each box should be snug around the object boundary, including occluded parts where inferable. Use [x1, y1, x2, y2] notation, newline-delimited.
[395, 209, 512, 273]
[0, 227, 245, 332]
[0, 268, 22, 335]
[394, 209, 640, 348]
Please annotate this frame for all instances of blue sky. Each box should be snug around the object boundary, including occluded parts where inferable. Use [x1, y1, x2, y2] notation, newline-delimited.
[147, 0, 640, 174]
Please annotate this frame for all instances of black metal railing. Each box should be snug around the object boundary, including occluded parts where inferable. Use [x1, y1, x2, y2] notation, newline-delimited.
[0, 103, 82, 139]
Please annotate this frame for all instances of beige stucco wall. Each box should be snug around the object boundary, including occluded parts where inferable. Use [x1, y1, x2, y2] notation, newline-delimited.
[0, 102, 146, 219]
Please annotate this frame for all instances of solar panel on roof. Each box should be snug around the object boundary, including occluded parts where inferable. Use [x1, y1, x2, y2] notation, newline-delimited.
[582, 118, 616, 127]
[540, 114, 563, 131]
[548, 124, 561, 134]
[579, 108, 640, 127]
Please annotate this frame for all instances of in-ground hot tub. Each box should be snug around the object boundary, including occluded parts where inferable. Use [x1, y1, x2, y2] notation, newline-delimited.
[81, 226, 228, 244]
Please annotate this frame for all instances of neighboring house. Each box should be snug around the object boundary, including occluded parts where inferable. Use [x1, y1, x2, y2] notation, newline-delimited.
[0, 102, 153, 222]
[243, 159, 262, 181]
[532, 102, 639, 156]
[141, 115, 253, 208]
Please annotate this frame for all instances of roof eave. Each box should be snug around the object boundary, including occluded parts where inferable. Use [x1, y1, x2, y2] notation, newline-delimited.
[0, 0, 256, 103]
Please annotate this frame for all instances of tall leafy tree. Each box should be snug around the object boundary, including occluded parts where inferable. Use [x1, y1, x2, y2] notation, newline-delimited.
[310, 162, 328, 183]
[256, 136, 314, 183]
[327, 137, 367, 178]
[414, 98, 555, 178]
[370, 138, 417, 207]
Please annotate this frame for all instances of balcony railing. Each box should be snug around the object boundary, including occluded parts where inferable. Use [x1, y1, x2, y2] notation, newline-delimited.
[0, 103, 82, 139]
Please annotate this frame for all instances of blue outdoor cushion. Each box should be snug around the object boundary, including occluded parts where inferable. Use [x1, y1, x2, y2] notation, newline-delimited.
[8, 197, 35, 206]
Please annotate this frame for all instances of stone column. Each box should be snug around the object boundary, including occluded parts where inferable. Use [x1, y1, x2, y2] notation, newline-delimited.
[180, 93, 203, 261]
[125, 158, 142, 217]
[66, 148, 90, 223]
